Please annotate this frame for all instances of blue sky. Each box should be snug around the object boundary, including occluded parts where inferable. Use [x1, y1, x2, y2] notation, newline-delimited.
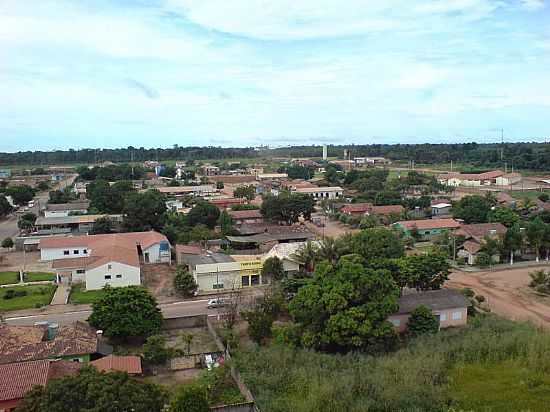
[1, 0, 550, 151]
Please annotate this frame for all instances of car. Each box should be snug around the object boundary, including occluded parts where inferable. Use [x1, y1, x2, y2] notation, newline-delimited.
[207, 298, 225, 309]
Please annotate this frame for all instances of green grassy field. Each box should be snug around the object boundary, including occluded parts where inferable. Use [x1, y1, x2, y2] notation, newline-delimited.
[23, 272, 56, 282]
[235, 315, 550, 412]
[509, 190, 550, 200]
[69, 283, 106, 304]
[0, 271, 19, 285]
[0, 284, 56, 311]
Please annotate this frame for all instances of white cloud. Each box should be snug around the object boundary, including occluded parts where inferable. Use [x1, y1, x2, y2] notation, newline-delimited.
[519, 0, 545, 11]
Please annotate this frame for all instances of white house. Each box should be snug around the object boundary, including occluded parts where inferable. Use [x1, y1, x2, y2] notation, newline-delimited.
[495, 173, 522, 186]
[263, 241, 320, 273]
[438, 171, 504, 187]
[39, 231, 170, 290]
[44, 201, 90, 218]
[294, 186, 343, 199]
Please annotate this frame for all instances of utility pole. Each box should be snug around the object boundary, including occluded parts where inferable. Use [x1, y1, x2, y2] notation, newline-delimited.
[500, 128, 504, 161]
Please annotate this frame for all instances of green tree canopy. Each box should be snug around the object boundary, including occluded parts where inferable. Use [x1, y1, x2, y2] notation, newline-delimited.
[122, 190, 167, 232]
[1, 237, 14, 249]
[174, 266, 198, 297]
[289, 257, 399, 352]
[187, 201, 220, 229]
[451, 195, 494, 224]
[88, 286, 163, 339]
[488, 207, 520, 227]
[348, 227, 405, 262]
[0, 195, 13, 217]
[169, 384, 209, 412]
[407, 305, 440, 337]
[261, 193, 316, 224]
[6, 185, 35, 206]
[398, 250, 450, 291]
[233, 185, 256, 201]
[261, 256, 285, 282]
[90, 216, 114, 235]
[17, 366, 166, 412]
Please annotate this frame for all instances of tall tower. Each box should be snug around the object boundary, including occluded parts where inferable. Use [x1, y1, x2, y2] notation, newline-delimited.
[322, 144, 328, 160]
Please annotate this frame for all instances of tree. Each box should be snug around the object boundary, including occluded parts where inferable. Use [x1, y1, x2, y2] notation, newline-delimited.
[261, 256, 285, 282]
[88, 286, 163, 339]
[539, 193, 549, 202]
[289, 257, 399, 353]
[398, 250, 450, 291]
[527, 217, 546, 262]
[218, 209, 234, 235]
[142, 334, 171, 365]
[187, 201, 220, 229]
[123, 190, 166, 232]
[349, 227, 405, 262]
[488, 207, 520, 227]
[241, 309, 274, 345]
[169, 384, 209, 412]
[1, 237, 13, 249]
[174, 266, 197, 297]
[0, 195, 13, 217]
[216, 181, 224, 190]
[503, 223, 524, 265]
[37, 181, 50, 191]
[6, 185, 35, 206]
[18, 212, 37, 230]
[90, 216, 114, 235]
[233, 185, 256, 201]
[407, 305, 439, 337]
[48, 189, 75, 204]
[261, 193, 315, 224]
[17, 366, 166, 412]
[292, 241, 320, 272]
[452, 195, 493, 224]
[479, 235, 502, 266]
[178, 332, 194, 355]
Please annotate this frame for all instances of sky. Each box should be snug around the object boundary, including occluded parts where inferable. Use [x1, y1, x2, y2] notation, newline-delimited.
[1, 0, 550, 152]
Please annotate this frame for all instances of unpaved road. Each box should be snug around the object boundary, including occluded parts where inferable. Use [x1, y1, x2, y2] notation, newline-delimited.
[448, 265, 550, 327]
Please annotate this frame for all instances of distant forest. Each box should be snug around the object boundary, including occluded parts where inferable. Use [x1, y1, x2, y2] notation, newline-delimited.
[1, 142, 550, 171]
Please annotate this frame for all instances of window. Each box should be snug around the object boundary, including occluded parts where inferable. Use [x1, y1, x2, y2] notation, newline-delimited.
[83, 249, 88, 254]
[390, 319, 400, 327]
[73, 250, 79, 255]
[76, 269, 85, 274]
[452, 311, 462, 320]
[251, 274, 260, 286]
[439, 313, 447, 322]
[116, 274, 122, 278]
[241, 275, 250, 287]
[63, 250, 70, 255]
[104, 275, 111, 280]
[212, 283, 224, 289]
[107, 264, 112, 270]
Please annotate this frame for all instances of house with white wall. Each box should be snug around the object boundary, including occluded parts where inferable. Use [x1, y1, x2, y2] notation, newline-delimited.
[44, 201, 90, 218]
[39, 231, 170, 290]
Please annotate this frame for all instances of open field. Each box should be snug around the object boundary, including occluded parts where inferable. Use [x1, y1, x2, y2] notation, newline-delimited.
[0, 271, 19, 285]
[448, 265, 550, 327]
[68, 283, 106, 304]
[0, 284, 56, 311]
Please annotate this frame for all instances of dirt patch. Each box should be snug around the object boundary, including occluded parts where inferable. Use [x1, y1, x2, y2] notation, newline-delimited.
[141, 264, 177, 301]
[0, 251, 52, 272]
[304, 218, 359, 238]
[448, 265, 550, 327]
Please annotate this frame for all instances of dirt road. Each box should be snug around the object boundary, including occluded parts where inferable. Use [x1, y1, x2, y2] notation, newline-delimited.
[448, 266, 550, 327]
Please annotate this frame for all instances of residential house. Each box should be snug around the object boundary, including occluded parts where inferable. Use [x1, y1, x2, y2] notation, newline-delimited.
[34, 214, 123, 235]
[209, 197, 247, 209]
[226, 224, 315, 253]
[90, 355, 142, 375]
[495, 173, 522, 187]
[39, 231, 170, 290]
[0, 321, 110, 365]
[256, 173, 288, 181]
[438, 170, 504, 187]
[263, 241, 319, 274]
[496, 191, 516, 208]
[175, 244, 203, 265]
[208, 174, 257, 185]
[44, 201, 90, 218]
[393, 218, 461, 239]
[431, 201, 452, 217]
[0, 359, 82, 411]
[295, 186, 343, 200]
[388, 289, 470, 333]
[201, 165, 220, 176]
[455, 223, 507, 265]
[157, 185, 217, 198]
[228, 209, 264, 225]
[0, 169, 11, 179]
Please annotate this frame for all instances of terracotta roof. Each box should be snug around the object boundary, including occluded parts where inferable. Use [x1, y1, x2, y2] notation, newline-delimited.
[228, 209, 263, 220]
[340, 203, 373, 214]
[208, 175, 256, 184]
[439, 170, 504, 181]
[462, 240, 481, 254]
[209, 198, 246, 206]
[0, 322, 99, 365]
[455, 223, 507, 242]
[0, 359, 51, 402]
[175, 244, 202, 255]
[395, 218, 461, 231]
[40, 231, 169, 270]
[370, 205, 404, 216]
[91, 355, 142, 375]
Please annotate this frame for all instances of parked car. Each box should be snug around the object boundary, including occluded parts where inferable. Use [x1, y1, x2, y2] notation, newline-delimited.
[207, 298, 225, 309]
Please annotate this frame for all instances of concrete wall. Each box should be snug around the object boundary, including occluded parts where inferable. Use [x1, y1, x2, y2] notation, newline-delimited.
[163, 314, 207, 330]
[195, 270, 241, 292]
[41, 246, 89, 261]
[85, 261, 140, 290]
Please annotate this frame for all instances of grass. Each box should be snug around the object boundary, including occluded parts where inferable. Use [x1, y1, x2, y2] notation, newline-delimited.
[0, 271, 19, 285]
[24, 272, 56, 282]
[509, 190, 550, 200]
[68, 283, 106, 304]
[234, 315, 550, 412]
[0, 284, 56, 311]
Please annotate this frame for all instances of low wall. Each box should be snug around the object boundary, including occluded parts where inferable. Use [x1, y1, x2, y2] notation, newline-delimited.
[210, 402, 256, 412]
[163, 314, 207, 330]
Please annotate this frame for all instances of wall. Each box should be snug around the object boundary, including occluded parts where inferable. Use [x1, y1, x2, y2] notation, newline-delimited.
[41, 246, 89, 261]
[196, 270, 241, 292]
[85, 261, 140, 290]
[44, 210, 70, 218]
[163, 314, 207, 330]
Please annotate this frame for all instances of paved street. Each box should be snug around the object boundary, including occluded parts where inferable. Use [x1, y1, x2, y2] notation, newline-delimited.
[4, 298, 216, 326]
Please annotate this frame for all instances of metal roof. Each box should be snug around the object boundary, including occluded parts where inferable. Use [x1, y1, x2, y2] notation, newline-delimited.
[397, 289, 470, 314]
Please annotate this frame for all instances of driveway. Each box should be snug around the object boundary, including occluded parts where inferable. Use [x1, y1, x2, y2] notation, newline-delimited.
[448, 265, 550, 327]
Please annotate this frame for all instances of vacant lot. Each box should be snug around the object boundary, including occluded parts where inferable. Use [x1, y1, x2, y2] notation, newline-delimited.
[0, 271, 19, 285]
[68, 283, 105, 304]
[0, 284, 57, 311]
[448, 265, 550, 327]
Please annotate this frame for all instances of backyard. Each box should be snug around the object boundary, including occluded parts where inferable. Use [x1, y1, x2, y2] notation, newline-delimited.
[23, 271, 56, 282]
[68, 283, 106, 304]
[0, 284, 57, 311]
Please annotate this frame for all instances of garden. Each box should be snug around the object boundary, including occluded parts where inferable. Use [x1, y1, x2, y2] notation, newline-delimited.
[0, 284, 57, 311]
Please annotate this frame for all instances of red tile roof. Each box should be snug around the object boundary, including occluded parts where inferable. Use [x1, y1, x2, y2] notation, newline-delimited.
[396, 218, 461, 231]
[228, 209, 263, 220]
[455, 223, 507, 242]
[439, 170, 504, 181]
[175, 244, 202, 255]
[91, 355, 142, 375]
[370, 205, 404, 216]
[340, 203, 373, 214]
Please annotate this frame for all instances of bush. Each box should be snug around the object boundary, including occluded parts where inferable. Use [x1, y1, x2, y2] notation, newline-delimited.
[1, 237, 14, 249]
[174, 267, 197, 297]
[169, 383, 209, 412]
[474, 252, 492, 267]
[142, 335, 172, 365]
[529, 270, 550, 294]
[3, 289, 27, 300]
[241, 309, 274, 345]
[407, 305, 439, 337]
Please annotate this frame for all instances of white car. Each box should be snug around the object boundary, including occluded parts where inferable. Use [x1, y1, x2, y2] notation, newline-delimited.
[207, 298, 225, 309]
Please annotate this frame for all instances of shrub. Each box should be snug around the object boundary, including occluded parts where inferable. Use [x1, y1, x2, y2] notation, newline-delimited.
[174, 267, 197, 297]
[1, 237, 14, 249]
[475, 252, 492, 267]
[408, 305, 439, 337]
[142, 335, 172, 365]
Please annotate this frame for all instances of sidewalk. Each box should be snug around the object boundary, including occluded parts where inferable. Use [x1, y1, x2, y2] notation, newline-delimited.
[50, 285, 70, 305]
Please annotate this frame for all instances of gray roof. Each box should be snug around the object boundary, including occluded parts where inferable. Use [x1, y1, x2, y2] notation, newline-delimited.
[182, 253, 234, 266]
[397, 289, 469, 314]
[46, 202, 89, 211]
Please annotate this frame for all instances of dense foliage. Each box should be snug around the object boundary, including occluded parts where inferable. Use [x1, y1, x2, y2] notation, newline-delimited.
[261, 193, 315, 224]
[174, 266, 198, 297]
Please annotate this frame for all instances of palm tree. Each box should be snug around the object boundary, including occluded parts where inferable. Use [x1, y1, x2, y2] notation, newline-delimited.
[291, 241, 319, 273]
[526, 218, 546, 262]
[504, 223, 524, 265]
[317, 237, 340, 264]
